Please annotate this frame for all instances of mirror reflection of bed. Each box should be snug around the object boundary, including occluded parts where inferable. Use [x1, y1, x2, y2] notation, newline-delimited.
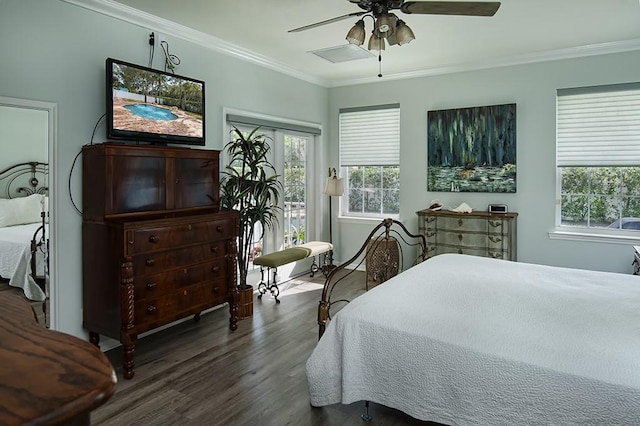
[0, 101, 50, 327]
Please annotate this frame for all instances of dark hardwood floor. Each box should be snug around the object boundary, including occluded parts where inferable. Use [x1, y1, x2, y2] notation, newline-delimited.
[0, 278, 46, 326]
[92, 272, 438, 425]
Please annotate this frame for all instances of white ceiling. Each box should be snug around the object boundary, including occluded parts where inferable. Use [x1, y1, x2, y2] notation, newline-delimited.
[80, 0, 640, 87]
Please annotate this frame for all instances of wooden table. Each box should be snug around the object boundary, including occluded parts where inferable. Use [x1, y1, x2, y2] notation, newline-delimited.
[0, 292, 116, 425]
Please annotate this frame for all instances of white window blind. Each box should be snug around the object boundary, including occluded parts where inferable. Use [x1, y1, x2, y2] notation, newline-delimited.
[557, 83, 640, 167]
[339, 104, 400, 166]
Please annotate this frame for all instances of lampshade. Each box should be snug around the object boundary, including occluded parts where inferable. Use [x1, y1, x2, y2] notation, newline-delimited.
[395, 20, 415, 45]
[324, 177, 344, 196]
[374, 14, 396, 38]
[346, 19, 366, 45]
[368, 33, 385, 51]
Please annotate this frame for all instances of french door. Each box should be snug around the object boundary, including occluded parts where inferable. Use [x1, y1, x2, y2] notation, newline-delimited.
[226, 124, 315, 270]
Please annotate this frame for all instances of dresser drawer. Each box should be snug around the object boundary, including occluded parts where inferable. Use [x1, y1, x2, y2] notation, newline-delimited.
[431, 244, 508, 259]
[435, 230, 509, 251]
[129, 218, 235, 254]
[135, 283, 228, 328]
[133, 259, 228, 298]
[436, 216, 488, 233]
[132, 241, 228, 273]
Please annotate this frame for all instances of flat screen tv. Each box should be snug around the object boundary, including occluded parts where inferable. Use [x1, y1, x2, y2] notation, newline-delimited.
[106, 58, 205, 146]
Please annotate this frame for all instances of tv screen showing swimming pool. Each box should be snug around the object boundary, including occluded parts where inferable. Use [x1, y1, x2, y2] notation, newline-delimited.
[106, 58, 205, 146]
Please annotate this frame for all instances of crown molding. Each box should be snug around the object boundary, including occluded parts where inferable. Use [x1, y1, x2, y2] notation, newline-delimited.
[60, 0, 330, 87]
[61, 0, 640, 89]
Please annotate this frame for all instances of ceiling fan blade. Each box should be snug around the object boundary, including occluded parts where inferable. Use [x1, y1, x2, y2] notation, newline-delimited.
[401, 1, 500, 16]
[288, 11, 365, 33]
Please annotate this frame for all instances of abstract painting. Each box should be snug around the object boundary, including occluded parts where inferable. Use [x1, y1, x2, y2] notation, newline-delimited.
[427, 103, 516, 193]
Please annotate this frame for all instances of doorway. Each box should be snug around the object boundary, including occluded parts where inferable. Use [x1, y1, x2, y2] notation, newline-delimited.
[0, 96, 57, 328]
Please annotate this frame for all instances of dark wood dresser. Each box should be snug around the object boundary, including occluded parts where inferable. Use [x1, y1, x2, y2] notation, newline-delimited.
[82, 143, 239, 379]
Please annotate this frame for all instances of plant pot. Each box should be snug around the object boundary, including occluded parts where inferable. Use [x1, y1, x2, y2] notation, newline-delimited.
[238, 284, 254, 319]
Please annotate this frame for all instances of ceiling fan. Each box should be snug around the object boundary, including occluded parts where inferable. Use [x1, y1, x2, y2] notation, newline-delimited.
[289, 1, 501, 34]
[290, 1, 500, 77]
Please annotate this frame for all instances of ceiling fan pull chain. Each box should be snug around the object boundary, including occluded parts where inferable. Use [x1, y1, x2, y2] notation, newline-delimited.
[378, 52, 383, 78]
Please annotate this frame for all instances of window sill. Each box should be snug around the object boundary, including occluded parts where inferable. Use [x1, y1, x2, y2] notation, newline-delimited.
[338, 215, 399, 225]
[548, 228, 640, 245]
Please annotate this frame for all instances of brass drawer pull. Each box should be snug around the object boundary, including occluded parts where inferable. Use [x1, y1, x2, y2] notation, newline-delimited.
[213, 286, 220, 293]
[146, 306, 157, 314]
[216, 225, 224, 232]
[145, 258, 155, 266]
[187, 224, 192, 231]
[149, 235, 159, 243]
[146, 282, 157, 290]
[212, 266, 220, 273]
[211, 245, 219, 253]
[458, 234, 463, 241]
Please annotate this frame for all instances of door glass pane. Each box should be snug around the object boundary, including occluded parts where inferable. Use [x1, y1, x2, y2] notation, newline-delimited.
[283, 134, 306, 247]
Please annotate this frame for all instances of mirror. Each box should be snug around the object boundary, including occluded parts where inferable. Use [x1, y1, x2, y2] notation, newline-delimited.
[0, 96, 56, 329]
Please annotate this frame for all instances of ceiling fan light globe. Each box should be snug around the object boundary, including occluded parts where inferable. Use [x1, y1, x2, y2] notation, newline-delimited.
[395, 20, 415, 45]
[374, 14, 395, 38]
[346, 19, 366, 45]
[367, 33, 385, 51]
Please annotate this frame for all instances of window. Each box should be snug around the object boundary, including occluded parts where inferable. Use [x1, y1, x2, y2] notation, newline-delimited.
[557, 83, 640, 231]
[339, 104, 400, 218]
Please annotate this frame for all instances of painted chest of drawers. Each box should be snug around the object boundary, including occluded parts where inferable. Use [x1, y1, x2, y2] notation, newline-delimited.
[416, 209, 518, 260]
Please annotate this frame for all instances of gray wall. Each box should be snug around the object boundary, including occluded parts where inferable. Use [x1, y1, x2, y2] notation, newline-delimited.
[0, 106, 48, 171]
[329, 51, 640, 274]
[0, 0, 328, 338]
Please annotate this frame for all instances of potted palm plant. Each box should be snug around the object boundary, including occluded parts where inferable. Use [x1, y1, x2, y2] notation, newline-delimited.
[220, 125, 282, 319]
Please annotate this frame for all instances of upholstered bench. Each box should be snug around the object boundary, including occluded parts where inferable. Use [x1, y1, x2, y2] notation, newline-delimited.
[253, 241, 333, 303]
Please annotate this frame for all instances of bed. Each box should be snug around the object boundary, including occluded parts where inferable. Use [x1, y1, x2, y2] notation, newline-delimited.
[0, 162, 48, 302]
[306, 220, 640, 425]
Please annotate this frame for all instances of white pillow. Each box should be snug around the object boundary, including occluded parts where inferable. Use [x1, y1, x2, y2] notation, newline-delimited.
[0, 194, 44, 227]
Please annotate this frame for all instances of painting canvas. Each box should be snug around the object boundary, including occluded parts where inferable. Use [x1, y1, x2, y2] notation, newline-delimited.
[427, 103, 516, 193]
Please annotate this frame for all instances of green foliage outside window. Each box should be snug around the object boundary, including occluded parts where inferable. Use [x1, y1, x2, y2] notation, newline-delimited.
[561, 167, 640, 228]
[346, 166, 400, 216]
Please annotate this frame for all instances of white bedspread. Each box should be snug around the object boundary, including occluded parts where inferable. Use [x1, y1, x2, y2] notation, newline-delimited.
[0, 223, 46, 301]
[306, 254, 640, 425]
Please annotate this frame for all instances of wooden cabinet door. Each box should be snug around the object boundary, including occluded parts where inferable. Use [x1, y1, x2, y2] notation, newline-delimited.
[172, 154, 219, 210]
[109, 155, 166, 214]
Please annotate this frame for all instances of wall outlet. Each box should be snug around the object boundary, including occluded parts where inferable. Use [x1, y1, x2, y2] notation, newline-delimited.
[148, 32, 166, 46]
